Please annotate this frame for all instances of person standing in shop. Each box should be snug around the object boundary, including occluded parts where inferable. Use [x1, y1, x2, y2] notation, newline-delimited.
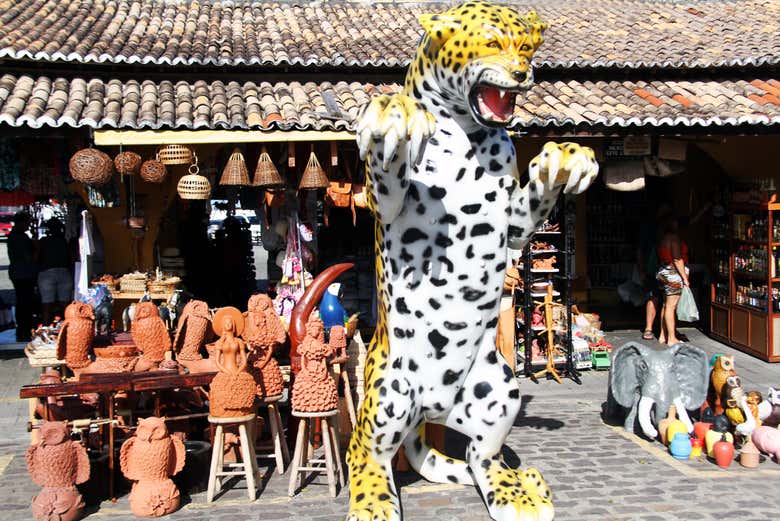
[35, 217, 74, 324]
[8, 212, 37, 341]
[656, 215, 690, 346]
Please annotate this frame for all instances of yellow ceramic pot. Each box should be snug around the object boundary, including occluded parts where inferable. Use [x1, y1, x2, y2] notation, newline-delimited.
[705, 429, 733, 458]
[665, 419, 688, 447]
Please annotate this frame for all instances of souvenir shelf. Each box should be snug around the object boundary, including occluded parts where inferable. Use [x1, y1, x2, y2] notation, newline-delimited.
[515, 196, 584, 382]
[709, 194, 780, 362]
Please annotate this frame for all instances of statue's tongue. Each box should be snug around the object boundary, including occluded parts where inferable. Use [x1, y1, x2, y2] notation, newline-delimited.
[480, 87, 513, 120]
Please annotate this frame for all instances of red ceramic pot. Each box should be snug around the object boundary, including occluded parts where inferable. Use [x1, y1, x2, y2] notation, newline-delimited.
[693, 421, 712, 441]
[713, 435, 735, 469]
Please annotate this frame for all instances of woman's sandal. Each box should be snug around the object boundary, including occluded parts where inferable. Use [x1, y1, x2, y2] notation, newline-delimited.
[642, 330, 655, 340]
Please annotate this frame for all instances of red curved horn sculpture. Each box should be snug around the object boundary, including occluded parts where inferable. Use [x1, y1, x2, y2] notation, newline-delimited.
[288, 262, 354, 374]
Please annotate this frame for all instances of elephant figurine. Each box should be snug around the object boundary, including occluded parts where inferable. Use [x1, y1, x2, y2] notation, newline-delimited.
[608, 342, 709, 439]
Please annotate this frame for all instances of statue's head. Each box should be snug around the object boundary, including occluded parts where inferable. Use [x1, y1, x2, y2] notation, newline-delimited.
[416, 1, 546, 127]
[65, 302, 95, 321]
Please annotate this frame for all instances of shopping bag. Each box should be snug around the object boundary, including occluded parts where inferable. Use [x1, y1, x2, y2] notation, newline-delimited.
[677, 286, 699, 322]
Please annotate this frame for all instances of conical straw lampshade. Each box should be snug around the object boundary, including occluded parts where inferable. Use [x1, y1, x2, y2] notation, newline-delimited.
[298, 151, 329, 189]
[220, 148, 251, 186]
[253, 146, 284, 187]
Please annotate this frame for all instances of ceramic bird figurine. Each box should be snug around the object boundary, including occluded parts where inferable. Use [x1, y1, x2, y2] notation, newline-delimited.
[243, 294, 287, 397]
[56, 302, 95, 377]
[26, 421, 90, 521]
[132, 302, 172, 371]
[319, 283, 348, 329]
[120, 416, 186, 517]
[707, 354, 735, 415]
[172, 300, 214, 372]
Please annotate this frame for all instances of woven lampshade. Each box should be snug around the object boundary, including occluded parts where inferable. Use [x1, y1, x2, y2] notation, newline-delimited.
[69, 148, 113, 186]
[114, 151, 142, 175]
[158, 144, 193, 165]
[298, 151, 329, 189]
[219, 148, 251, 186]
[253, 146, 284, 187]
[139, 159, 167, 183]
[177, 157, 211, 200]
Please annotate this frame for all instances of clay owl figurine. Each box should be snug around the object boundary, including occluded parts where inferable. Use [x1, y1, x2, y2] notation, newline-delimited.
[173, 300, 215, 373]
[291, 311, 339, 413]
[208, 307, 257, 417]
[120, 416, 185, 517]
[56, 302, 95, 377]
[132, 302, 172, 372]
[707, 355, 736, 415]
[26, 421, 90, 521]
[243, 294, 287, 397]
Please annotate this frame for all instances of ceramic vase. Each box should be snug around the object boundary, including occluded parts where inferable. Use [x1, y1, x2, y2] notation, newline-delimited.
[658, 406, 676, 445]
[665, 418, 688, 447]
[693, 421, 712, 441]
[739, 439, 760, 468]
[713, 435, 735, 468]
[670, 433, 692, 460]
[705, 429, 733, 458]
[689, 436, 704, 459]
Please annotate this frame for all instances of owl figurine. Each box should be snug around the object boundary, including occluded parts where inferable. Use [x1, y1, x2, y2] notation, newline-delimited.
[26, 421, 90, 521]
[132, 302, 172, 372]
[243, 294, 286, 397]
[707, 354, 736, 415]
[120, 416, 186, 517]
[173, 300, 215, 373]
[56, 302, 95, 377]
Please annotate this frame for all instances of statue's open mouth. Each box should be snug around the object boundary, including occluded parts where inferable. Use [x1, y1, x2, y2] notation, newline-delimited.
[469, 83, 520, 127]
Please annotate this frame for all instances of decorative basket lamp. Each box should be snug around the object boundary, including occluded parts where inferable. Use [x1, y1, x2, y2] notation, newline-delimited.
[219, 148, 251, 186]
[158, 144, 193, 166]
[69, 148, 114, 186]
[177, 154, 211, 200]
[114, 151, 142, 176]
[139, 158, 167, 183]
[298, 151, 329, 190]
[253, 146, 284, 187]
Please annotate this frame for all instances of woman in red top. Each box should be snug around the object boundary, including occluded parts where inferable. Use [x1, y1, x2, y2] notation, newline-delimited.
[655, 215, 690, 345]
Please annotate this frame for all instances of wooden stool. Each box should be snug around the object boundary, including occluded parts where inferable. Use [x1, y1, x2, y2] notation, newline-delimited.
[287, 409, 345, 498]
[255, 394, 290, 474]
[331, 359, 357, 428]
[207, 414, 260, 502]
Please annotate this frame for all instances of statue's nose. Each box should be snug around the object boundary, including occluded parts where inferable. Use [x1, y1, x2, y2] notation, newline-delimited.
[513, 70, 530, 84]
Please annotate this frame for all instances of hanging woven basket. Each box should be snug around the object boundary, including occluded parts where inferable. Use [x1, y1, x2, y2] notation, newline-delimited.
[114, 151, 142, 175]
[298, 151, 329, 189]
[69, 148, 113, 186]
[177, 156, 211, 200]
[158, 144, 193, 165]
[219, 147, 251, 186]
[253, 146, 284, 187]
[139, 158, 167, 183]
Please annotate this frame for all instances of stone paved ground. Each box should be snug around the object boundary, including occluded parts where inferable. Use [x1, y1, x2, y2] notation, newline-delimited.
[1, 328, 779, 521]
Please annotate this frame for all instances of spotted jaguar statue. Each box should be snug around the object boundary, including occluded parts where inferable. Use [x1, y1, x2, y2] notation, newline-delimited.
[347, 2, 598, 520]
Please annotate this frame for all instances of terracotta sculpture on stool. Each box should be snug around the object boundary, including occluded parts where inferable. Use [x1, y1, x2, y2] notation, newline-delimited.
[26, 421, 90, 521]
[243, 294, 287, 397]
[208, 307, 257, 417]
[56, 302, 95, 377]
[173, 300, 216, 373]
[120, 416, 186, 517]
[132, 302, 172, 372]
[291, 312, 338, 413]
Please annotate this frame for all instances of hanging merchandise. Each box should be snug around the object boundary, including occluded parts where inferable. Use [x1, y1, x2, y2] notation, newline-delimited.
[157, 144, 193, 166]
[69, 148, 113, 186]
[75, 210, 95, 301]
[604, 160, 645, 192]
[85, 177, 121, 208]
[274, 213, 313, 324]
[253, 146, 284, 187]
[0, 137, 21, 191]
[219, 148, 251, 186]
[139, 157, 167, 183]
[177, 154, 211, 200]
[298, 151, 329, 190]
[114, 151, 142, 176]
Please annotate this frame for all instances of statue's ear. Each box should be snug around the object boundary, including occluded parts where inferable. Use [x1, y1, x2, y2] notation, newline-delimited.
[418, 13, 462, 44]
[671, 343, 710, 410]
[523, 10, 548, 49]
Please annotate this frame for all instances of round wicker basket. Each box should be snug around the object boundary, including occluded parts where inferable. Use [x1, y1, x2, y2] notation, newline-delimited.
[219, 148, 250, 186]
[139, 159, 167, 183]
[177, 161, 211, 200]
[253, 146, 284, 187]
[158, 144, 193, 165]
[114, 151, 142, 175]
[299, 151, 329, 189]
[70, 148, 114, 186]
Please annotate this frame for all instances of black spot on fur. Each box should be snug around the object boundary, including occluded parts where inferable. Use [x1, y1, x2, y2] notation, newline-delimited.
[435, 233, 453, 248]
[444, 321, 467, 330]
[466, 245, 475, 258]
[393, 328, 406, 338]
[474, 382, 493, 399]
[489, 159, 502, 171]
[456, 227, 466, 240]
[409, 359, 419, 371]
[490, 143, 501, 155]
[440, 213, 457, 225]
[456, 167, 467, 181]
[461, 203, 481, 214]
[401, 228, 428, 244]
[471, 223, 494, 236]
[431, 278, 447, 287]
[530, 197, 541, 211]
[461, 287, 486, 301]
[429, 298, 441, 310]
[474, 166, 485, 180]
[454, 387, 464, 404]
[508, 389, 520, 399]
[429, 186, 447, 199]
[396, 297, 411, 314]
[442, 369, 463, 385]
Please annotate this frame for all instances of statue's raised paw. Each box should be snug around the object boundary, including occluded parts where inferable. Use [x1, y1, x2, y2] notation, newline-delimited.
[529, 142, 599, 195]
[356, 93, 436, 171]
[484, 466, 554, 521]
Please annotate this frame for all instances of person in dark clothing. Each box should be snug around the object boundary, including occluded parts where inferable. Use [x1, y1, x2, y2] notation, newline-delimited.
[36, 217, 73, 324]
[8, 212, 37, 341]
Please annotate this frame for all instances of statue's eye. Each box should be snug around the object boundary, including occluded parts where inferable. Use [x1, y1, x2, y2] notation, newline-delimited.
[520, 43, 531, 52]
[486, 41, 501, 50]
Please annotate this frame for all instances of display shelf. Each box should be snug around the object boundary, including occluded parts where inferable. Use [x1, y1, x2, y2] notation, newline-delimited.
[733, 270, 768, 280]
[711, 302, 730, 310]
[732, 302, 768, 314]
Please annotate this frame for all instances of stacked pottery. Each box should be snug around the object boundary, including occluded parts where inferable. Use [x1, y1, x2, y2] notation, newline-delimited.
[669, 432, 692, 460]
[291, 311, 339, 413]
[713, 434, 735, 468]
[243, 294, 287, 397]
[208, 307, 257, 418]
[26, 421, 91, 521]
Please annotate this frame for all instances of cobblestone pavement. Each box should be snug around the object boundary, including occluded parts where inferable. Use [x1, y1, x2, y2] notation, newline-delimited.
[1, 328, 779, 521]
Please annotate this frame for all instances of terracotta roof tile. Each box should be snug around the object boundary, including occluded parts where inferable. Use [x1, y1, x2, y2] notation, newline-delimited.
[0, 0, 778, 69]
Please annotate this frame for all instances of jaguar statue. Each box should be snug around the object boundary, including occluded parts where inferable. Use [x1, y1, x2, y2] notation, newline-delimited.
[347, 2, 599, 520]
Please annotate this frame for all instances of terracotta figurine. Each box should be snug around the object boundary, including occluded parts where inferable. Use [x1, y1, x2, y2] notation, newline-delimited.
[132, 302, 173, 372]
[208, 307, 257, 417]
[172, 300, 216, 373]
[291, 311, 339, 412]
[26, 421, 90, 521]
[329, 324, 348, 360]
[120, 416, 186, 517]
[243, 294, 287, 397]
[56, 302, 95, 377]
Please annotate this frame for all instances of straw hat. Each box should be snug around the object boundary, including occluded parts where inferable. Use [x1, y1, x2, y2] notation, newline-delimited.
[219, 148, 250, 186]
[298, 151, 329, 189]
[212, 306, 245, 337]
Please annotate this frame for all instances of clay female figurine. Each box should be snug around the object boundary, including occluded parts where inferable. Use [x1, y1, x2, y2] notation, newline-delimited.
[132, 302, 173, 371]
[56, 302, 95, 376]
[120, 416, 186, 517]
[26, 421, 90, 521]
[208, 307, 257, 417]
[243, 294, 287, 397]
[173, 300, 215, 373]
[291, 311, 339, 413]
